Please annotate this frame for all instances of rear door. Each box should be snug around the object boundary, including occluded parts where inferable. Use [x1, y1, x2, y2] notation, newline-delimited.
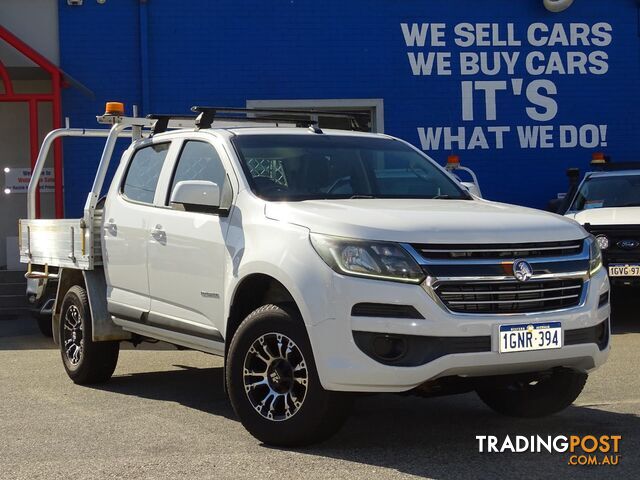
[102, 141, 173, 321]
[146, 135, 234, 341]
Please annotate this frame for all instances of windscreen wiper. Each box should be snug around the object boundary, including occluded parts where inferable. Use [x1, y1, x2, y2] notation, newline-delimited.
[431, 194, 460, 199]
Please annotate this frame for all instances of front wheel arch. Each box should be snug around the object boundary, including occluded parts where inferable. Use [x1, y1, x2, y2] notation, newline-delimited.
[225, 303, 351, 446]
[225, 273, 301, 358]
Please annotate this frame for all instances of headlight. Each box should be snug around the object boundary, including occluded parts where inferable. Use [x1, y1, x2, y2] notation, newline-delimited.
[595, 234, 609, 250]
[310, 233, 425, 284]
[588, 236, 603, 276]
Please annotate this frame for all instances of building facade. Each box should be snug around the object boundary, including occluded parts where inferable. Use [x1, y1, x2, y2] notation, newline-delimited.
[2, 0, 640, 266]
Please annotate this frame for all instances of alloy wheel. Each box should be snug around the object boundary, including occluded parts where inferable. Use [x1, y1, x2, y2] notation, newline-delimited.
[63, 304, 83, 366]
[243, 332, 309, 421]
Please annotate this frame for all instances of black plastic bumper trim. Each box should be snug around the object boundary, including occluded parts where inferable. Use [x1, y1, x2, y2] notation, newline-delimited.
[564, 320, 609, 351]
[353, 331, 491, 367]
[351, 303, 424, 319]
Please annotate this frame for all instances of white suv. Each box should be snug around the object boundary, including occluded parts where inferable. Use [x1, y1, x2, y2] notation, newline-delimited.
[25, 112, 610, 446]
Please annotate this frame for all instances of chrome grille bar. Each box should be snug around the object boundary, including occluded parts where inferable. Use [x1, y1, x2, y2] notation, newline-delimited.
[446, 294, 580, 305]
[439, 284, 582, 296]
[433, 279, 585, 314]
[407, 239, 586, 262]
[418, 244, 581, 253]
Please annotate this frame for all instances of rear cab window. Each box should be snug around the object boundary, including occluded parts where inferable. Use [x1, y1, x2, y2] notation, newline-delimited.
[121, 143, 171, 204]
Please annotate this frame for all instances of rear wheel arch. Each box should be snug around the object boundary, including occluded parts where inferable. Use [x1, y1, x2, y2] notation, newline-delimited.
[53, 269, 85, 345]
[53, 268, 130, 345]
[59, 284, 119, 384]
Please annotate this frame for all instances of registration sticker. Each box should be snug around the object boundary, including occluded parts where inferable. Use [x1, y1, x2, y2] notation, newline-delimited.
[584, 200, 604, 210]
[499, 322, 562, 353]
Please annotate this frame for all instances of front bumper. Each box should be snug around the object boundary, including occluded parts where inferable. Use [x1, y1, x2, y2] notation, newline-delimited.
[307, 267, 610, 392]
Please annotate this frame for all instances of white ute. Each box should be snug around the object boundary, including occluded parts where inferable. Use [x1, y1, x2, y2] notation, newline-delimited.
[21, 104, 610, 446]
[562, 157, 640, 287]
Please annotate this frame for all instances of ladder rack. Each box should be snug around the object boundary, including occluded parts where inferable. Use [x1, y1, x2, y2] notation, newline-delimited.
[20, 103, 371, 271]
[27, 105, 370, 219]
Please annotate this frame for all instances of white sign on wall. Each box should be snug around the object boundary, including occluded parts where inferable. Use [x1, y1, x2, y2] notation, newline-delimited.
[3, 167, 54, 193]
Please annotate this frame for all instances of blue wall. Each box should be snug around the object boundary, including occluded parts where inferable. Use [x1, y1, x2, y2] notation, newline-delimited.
[59, 0, 640, 216]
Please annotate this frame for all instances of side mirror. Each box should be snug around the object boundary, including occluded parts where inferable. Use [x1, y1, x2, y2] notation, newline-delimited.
[170, 180, 220, 213]
[566, 168, 580, 187]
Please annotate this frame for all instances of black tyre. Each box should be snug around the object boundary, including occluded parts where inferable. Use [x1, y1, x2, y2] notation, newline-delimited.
[476, 368, 587, 418]
[59, 285, 119, 384]
[226, 304, 351, 446]
[36, 315, 53, 337]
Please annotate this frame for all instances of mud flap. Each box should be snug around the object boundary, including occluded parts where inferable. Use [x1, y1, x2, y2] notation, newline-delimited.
[83, 269, 131, 342]
[53, 268, 131, 343]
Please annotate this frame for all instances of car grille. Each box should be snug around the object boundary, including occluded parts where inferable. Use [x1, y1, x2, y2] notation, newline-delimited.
[436, 279, 584, 314]
[584, 224, 640, 264]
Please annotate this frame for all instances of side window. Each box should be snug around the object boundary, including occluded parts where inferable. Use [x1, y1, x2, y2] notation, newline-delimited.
[122, 143, 170, 204]
[168, 141, 227, 204]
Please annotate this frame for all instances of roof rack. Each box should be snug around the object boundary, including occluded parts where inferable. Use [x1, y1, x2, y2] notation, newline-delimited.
[146, 114, 197, 135]
[143, 106, 370, 135]
[191, 106, 369, 132]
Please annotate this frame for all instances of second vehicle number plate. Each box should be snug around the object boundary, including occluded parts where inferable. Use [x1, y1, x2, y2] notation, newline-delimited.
[609, 264, 640, 277]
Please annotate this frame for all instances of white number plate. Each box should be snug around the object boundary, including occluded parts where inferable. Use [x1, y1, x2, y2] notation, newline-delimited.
[608, 264, 640, 277]
[499, 322, 562, 353]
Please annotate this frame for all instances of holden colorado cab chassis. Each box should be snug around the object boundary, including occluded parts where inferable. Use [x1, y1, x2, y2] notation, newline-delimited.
[20, 105, 610, 446]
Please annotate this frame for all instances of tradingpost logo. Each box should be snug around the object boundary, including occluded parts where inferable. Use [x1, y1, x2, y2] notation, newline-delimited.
[476, 435, 622, 466]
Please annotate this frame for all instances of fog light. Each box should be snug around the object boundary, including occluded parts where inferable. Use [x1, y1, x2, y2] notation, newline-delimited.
[372, 335, 407, 361]
[595, 234, 609, 250]
[28, 294, 37, 304]
[598, 291, 609, 308]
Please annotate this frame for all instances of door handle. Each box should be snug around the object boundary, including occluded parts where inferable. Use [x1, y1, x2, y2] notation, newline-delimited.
[105, 219, 117, 236]
[150, 225, 166, 243]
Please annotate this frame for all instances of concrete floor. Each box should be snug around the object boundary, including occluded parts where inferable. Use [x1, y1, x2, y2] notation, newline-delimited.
[0, 293, 638, 480]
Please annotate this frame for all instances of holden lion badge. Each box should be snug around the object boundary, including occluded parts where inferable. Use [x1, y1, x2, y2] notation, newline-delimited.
[513, 259, 533, 282]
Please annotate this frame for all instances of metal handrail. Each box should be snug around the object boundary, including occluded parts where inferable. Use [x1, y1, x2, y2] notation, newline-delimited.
[27, 127, 134, 219]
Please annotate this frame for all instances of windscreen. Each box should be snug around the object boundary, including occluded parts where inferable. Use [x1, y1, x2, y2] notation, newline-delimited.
[232, 134, 468, 201]
[570, 175, 640, 211]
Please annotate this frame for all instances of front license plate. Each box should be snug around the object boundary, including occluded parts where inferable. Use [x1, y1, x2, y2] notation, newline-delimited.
[499, 322, 562, 353]
[609, 264, 640, 277]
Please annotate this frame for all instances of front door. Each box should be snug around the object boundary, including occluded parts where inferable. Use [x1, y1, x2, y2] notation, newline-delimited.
[146, 137, 232, 341]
